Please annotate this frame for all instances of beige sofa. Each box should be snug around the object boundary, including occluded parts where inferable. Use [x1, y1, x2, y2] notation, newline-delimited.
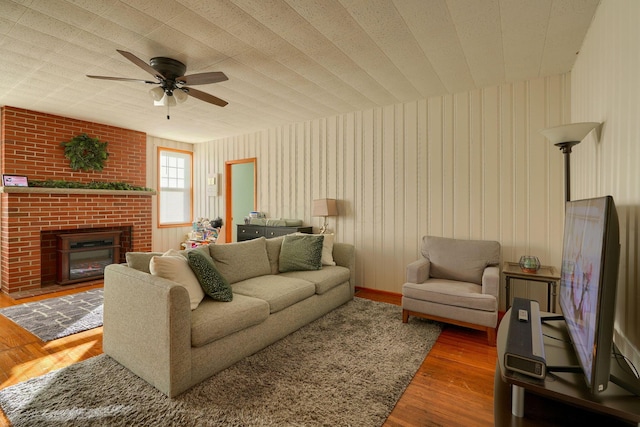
[103, 236, 355, 397]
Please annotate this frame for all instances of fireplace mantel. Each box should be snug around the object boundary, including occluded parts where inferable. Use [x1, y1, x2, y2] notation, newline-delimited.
[1, 186, 156, 196]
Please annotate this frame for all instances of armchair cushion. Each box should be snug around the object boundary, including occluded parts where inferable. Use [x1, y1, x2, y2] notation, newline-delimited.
[403, 279, 497, 312]
[422, 236, 500, 285]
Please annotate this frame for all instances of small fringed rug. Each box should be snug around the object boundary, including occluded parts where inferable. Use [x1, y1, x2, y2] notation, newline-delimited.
[0, 289, 103, 342]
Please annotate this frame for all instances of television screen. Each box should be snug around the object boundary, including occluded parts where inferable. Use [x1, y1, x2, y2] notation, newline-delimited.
[559, 196, 619, 393]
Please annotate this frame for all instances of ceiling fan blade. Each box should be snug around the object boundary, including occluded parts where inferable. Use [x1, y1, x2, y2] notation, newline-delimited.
[177, 71, 228, 86]
[117, 49, 164, 80]
[184, 87, 228, 107]
[87, 75, 157, 84]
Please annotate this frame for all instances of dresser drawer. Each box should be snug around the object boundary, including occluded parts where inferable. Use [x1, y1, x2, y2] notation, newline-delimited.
[237, 225, 264, 241]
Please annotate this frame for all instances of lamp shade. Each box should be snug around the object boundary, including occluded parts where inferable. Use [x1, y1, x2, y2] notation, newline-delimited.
[539, 122, 599, 144]
[159, 93, 176, 107]
[149, 86, 164, 101]
[174, 89, 188, 103]
[540, 122, 600, 202]
[312, 199, 338, 217]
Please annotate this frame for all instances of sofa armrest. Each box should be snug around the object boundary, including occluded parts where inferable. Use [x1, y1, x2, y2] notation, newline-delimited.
[103, 264, 193, 397]
[407, 258, 430, 283]
[481, 265, 500, 298]
[332, 242, 355, 294]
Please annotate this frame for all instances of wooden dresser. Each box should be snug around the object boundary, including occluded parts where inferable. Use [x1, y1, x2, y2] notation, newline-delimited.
[236, 224, 312, 241]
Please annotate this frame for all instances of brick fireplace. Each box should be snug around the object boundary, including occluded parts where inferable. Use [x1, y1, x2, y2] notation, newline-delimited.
[1, 106, 153, 295]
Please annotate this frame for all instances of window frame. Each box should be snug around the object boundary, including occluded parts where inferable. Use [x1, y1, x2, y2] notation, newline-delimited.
[157, 147, 193, 228]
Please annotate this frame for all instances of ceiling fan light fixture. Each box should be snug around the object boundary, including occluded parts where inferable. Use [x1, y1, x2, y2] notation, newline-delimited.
[163, 93, 177, 107]
[153, 93, 176, 107]
[174, 89, 188, 103]
[148, 86, 164, 101]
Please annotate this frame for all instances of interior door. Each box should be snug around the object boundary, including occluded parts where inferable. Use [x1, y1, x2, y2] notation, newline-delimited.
[224, 158, 257, 242]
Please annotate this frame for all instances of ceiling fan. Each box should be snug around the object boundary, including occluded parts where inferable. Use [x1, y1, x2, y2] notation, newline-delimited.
[87, 50, 228, 119]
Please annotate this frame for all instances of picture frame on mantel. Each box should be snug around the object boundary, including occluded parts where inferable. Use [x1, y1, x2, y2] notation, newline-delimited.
[2, 175, 28, 187]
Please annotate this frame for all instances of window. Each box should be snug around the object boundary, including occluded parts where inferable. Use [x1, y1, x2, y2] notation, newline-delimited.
[158, 148, 192, 227]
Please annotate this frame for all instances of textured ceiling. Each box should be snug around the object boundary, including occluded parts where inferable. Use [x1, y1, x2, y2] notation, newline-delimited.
[0, 0, 599, 143]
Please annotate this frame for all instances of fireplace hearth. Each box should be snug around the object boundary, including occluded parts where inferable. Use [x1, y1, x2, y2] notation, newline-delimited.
[57, 230, 122, 285]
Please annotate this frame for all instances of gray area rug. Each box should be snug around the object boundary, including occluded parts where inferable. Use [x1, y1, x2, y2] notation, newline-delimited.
[0, 297, 441, 427]
[0, 289, 103, 342]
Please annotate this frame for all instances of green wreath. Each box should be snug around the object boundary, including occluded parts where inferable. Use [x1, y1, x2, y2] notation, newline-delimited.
[60, 133, 110, 172]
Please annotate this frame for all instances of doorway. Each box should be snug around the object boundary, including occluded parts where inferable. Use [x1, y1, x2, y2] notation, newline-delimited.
[224, 158, 257, 242]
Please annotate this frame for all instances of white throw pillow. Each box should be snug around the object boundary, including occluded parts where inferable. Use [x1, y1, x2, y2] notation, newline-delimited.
[165, 248, 186, 258]
[149, 250, 205, 310]
[320, 233, 336, 266]
[293, 232, 335, 266]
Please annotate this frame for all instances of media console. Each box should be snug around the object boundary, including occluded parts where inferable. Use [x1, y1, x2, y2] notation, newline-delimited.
[496, 308, 640, 426]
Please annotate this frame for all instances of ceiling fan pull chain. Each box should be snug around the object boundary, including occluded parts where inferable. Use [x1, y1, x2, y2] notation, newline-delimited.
[167, 103, 170, 120]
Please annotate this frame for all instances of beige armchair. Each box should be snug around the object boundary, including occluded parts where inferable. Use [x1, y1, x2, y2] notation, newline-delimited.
[402, 236, 501, 345]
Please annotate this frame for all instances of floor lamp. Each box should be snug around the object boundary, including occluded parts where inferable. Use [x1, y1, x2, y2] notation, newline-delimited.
[539, 122, 600, 202]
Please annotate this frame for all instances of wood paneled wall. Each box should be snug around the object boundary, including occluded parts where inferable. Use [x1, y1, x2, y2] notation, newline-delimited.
[147, 136, 195, 252]
[570, 0, 640, 373]
[192, 74, 571, 309]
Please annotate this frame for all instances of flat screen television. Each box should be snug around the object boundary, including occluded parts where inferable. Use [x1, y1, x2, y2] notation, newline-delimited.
[558, 195, 620, 394]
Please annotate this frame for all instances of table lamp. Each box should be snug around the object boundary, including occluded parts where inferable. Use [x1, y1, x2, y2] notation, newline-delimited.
[312, 199, 338, 234]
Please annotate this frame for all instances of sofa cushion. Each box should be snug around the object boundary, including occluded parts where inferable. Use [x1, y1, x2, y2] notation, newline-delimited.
[293, 232, 335, 266]
[402, 279, 497, 312]
[187, 250, 233, 302]
[280, 265, 350, 295]
[126, 252, 164, 273]
[209, 237, 271, 284]
[149, 251, 205, 310]
[191, 294, 270, 347]
[422, 236, 500, 285]
[232, 275, 316, 313]
[265, 236, 284, 275]
[279, 234, 324, 272]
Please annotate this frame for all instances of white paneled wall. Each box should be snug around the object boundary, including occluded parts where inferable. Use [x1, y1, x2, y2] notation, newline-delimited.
[570, 0, 640, 373]
[192, 74, 570, 310]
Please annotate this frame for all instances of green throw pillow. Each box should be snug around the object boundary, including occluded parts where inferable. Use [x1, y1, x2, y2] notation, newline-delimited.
[279, 234, 324, 272]
[187, 250, 233, 302]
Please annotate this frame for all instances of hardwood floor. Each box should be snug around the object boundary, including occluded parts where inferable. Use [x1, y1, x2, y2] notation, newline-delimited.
[0, 283, 103, 426]
[357, 288, 498, 427]
[0, 285, 498, 426]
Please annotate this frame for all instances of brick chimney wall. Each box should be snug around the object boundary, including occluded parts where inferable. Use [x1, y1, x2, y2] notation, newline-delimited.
[1, 106, 153, 294]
